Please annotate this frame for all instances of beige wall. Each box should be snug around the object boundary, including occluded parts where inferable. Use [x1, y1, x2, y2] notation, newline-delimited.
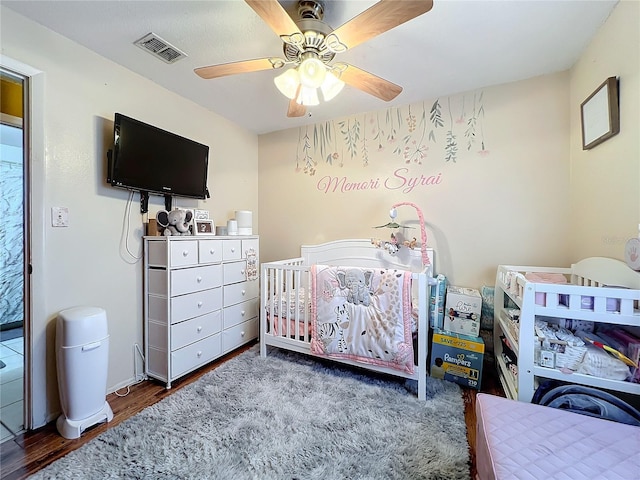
[1, 6, 259, 427]
[258, 0, 639, 290]
[569, 0, 640, 261]
[259, 72, 572, 288]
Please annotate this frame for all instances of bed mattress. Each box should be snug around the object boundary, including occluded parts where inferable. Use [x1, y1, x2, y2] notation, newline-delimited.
[475, 393, 640, 480]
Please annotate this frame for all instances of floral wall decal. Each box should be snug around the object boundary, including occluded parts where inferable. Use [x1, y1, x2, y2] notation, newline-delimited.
[402, 102, 428, 164]
[465, 92, 487, 154]
[386, 108, 403, 146]
[428, 99, 443, 143]
[372, 113, 386, 152]
[296, 125, 316, 175]
[338, 118, 360, 163]
[294, 90, 489, 176]
[361, 114, 370, 167]
[444, 97, 458, 162]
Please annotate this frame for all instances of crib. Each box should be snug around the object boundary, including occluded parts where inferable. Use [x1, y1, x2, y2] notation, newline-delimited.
[260, 238, 435, 400]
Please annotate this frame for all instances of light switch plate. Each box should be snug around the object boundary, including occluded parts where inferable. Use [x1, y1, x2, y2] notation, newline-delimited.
[51, 207, 69, 227]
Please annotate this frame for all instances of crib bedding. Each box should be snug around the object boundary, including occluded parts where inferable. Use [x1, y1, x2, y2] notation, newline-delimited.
[265, 287, 420, 336]
[260, 239, 434, 400]
[264, 286, 309, 337]
[309, 265, 415, 374]
[475, 393, 640, 480]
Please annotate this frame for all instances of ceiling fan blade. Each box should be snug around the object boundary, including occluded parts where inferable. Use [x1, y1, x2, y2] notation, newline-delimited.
[328, 0, 434, 51]
[245, 0, 302, 39]
[194, 58, 282, 79]
[338, 64, 402, 102]
[287, 99, 306, 118]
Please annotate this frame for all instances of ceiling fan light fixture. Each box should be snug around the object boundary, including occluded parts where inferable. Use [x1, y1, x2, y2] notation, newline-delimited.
[298, 55, 327, 89]
[296, 85, 320, 106]
[274, 68, 301, 99]
[320, 71, 345, 102]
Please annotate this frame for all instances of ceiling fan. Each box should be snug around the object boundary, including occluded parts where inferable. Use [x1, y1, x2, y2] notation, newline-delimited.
[194, 0, 434, 118]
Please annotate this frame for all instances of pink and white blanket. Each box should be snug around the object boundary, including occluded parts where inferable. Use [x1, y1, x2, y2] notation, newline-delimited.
[310, 264, 415, 374]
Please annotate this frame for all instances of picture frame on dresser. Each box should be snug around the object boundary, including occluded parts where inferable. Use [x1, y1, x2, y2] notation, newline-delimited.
[194, 209, 210, 220]
[194, 219, 215, 235]
[580, 76, 620, 150]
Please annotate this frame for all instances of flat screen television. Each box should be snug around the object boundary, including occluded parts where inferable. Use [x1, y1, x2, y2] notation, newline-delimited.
[108, 113, 209, 200]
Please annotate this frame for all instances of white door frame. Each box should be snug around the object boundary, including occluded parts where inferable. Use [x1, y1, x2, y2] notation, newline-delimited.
[1, 54, 46, 430]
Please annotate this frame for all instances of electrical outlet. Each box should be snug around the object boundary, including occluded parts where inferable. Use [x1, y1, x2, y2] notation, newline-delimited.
[51, 207, 69, 227]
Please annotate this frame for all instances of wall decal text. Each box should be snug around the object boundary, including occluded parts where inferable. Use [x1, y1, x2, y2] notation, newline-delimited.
[316, 168, 443, 194]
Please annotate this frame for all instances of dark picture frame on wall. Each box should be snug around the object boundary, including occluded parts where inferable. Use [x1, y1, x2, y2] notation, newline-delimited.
[580, 76, 620, 150]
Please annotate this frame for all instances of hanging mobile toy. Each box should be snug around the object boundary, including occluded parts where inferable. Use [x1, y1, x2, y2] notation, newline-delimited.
[371, 203, 430, 268]
[373, 208, 412, 229]
[372, 209, 405, 254]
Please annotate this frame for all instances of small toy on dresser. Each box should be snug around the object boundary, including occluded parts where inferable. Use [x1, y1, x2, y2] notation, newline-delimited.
[156, 208, 193, 236]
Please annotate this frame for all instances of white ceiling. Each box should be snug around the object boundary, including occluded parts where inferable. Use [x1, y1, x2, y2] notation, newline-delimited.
[4, 0, 618, 134]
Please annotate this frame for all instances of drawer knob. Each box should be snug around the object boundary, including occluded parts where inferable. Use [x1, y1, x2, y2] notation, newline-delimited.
[197, 326, 202, 332]
[197, 351, 202, 357]
[241, 310, 245, 317]
[210, 249, 215, 254]
[197, 301, 203, 308]
[241, 269, 245, 275]
[231, 247, 236, 253]
[196, 276, 203, 283]
[241, 290, 246, 296]
[182, 250, 189, 257]
[240, 331, 245, 337]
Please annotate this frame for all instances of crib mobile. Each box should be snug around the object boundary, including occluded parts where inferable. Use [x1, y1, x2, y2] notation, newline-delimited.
[372, 201, 430, 269]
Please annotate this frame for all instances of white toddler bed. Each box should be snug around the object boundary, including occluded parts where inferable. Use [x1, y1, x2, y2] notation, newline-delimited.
[260, 239, 434, 400]
[475, 393, 640, 480]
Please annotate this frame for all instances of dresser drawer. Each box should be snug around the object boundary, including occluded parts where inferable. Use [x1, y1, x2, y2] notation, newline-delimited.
[147, 268, 168, 296]
[222, 240, 242, 261]
[170, 240, 198, 267]
[223, 298, 258, 329]
[147, 320, 167, 351]
[223, 280, 259, 307]
[222, 318, 258, 353]
[198, 239, 223, 264]
[171, 264, 222, 296]
[171, 310, 222, 350]
[148, 295, 168, 324]
[223, 260, 247, 285]
[146, 240, 168, 267]
[171, 333, 222, 378]
[242, 238, 259, 258]
[171, 287, 222, 323]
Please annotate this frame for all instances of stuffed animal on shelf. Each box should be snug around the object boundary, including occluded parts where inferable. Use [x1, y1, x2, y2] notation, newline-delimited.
[156, 208, 193, 236]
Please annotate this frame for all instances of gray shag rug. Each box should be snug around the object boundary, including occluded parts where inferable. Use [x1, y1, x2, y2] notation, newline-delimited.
[31, 345, 470, 480]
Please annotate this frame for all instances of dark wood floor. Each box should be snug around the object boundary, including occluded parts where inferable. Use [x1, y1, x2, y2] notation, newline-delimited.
[0, 343, 503, 480]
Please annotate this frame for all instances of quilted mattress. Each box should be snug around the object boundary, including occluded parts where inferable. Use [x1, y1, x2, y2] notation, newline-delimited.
[475, 393, 640, 480]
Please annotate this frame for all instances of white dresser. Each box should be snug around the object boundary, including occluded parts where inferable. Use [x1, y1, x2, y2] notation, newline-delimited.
[144, 235, 259, 388]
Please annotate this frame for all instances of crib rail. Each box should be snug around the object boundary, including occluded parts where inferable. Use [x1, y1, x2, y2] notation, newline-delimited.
[260, 259, 313, 356]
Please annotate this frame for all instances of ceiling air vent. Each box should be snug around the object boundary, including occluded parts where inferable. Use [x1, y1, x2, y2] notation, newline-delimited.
[134, 33, 187, 64]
